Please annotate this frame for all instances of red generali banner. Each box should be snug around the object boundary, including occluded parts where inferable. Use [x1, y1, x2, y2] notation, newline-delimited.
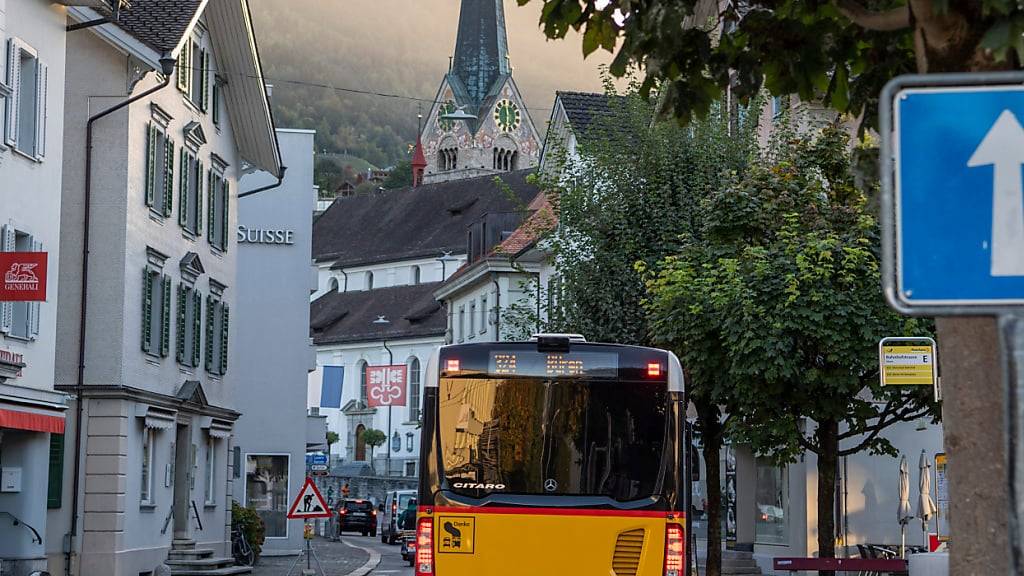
[0, 252, 47, 302]
[366, 365, 408, 407]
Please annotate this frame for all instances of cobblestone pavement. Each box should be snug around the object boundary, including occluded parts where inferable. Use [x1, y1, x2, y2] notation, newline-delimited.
[252, 536, 374, 576]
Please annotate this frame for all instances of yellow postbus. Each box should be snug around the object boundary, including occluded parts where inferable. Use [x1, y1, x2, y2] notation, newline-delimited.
[413, 335, 688, 576]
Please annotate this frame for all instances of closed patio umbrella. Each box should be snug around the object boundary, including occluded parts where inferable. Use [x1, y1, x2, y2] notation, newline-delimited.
[898, 455, 913, 558]
[918, 450, 937, 548]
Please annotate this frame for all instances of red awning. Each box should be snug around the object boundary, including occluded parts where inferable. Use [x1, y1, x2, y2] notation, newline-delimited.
[0, 407, 65, 433]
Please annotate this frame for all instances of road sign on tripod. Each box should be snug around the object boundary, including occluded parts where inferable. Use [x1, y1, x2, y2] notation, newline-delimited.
[287, 477, 332, 519]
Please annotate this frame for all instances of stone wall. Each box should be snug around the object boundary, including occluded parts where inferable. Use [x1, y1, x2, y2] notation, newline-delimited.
[313, 475, 417, 509]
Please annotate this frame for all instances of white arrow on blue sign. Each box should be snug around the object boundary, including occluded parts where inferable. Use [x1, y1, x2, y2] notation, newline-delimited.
[895, 85, 1024, 305]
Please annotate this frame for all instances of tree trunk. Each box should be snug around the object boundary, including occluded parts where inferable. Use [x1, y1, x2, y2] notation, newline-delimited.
[816, 418, 839, 576]
[697, 399, 723, 576]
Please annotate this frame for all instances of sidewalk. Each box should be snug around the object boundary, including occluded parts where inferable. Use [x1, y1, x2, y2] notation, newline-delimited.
[252, 537, 374, 576]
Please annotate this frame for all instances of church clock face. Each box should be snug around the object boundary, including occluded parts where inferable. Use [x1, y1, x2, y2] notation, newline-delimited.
[494, 99, 521, 132]
[437, 100, 457, 132]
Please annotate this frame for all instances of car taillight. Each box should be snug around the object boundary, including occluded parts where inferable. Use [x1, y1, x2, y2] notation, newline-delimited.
[339, 509, 348, 515]
[415, 516, 433, 575]
[664, 523, 684, 576]
[372, 509, 377, 516]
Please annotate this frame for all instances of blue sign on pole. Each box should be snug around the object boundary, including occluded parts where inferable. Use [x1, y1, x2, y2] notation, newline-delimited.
[306, 453, 327, 466]
[895, 85, 1024, 306]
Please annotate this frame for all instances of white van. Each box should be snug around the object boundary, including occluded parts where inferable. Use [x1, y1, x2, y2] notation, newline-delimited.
[380, 489, 417, 544]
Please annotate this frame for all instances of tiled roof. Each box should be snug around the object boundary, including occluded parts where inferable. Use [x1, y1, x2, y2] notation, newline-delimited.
[310, 283, 447, 345]
[556, 91, 633, 143]
[113, 0, 203, 54]
[312, 169, 540, 266]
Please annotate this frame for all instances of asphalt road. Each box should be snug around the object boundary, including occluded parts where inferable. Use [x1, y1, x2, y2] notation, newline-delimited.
[356, 533, 414, 575]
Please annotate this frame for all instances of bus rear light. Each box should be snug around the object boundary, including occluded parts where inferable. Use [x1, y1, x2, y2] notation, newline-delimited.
[647, 362, 661, 377]
[663, 523, 684, 576]
[446, 359, 460, 372]
[416, 516, 434, 575]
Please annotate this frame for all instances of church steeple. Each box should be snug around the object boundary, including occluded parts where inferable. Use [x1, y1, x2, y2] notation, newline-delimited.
[451, 0, 510, 108]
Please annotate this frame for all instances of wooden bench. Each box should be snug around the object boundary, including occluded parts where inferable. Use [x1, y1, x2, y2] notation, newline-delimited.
[773, 557, 909, 574]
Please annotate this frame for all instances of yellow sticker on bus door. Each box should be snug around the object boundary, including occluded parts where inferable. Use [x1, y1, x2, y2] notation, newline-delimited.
[437, 516, 475, 554]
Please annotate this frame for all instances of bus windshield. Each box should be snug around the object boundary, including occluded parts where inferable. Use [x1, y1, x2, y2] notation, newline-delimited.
[439, 376, 667, 502]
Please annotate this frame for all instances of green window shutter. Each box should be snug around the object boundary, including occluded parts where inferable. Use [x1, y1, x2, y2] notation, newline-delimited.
[164, 139, 175, 218]
[47, 433, 64, 509]
[212, 77, 220, 125]
[207, 173, 216, 244]
[176, 283, 186, 363]
[141, 267, 152, 353]
[219, 303, 229, 375]
[176, 43, 189, 92]
[196, 161, 204, 234]
[205, 295, 214, 372]
[200, 50, 209, 112]
[192, 290, 202, 367]
[179, 150, 189, 227]
[160, 275, 171, 357]
[220, 179, 229, 251]
[145, 123, 157, 207]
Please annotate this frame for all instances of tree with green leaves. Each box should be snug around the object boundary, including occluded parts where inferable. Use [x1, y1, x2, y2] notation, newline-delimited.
[643, 125, 939, 568]
[518, 2, 1017, 571]
[383, 159, 413, 189]
[326, 430, 340, 452]
[533, 88, 759, 576]
[362, 428, 387, 475]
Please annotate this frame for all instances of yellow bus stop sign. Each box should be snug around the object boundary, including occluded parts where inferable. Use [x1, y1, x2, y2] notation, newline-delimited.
[880, 338, 937, 387]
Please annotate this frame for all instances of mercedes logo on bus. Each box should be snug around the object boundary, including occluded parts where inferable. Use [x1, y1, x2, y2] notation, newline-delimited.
[544, 479, 558, 492]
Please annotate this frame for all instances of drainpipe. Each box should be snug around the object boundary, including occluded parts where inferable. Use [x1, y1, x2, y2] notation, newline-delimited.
[68, 57, 177, 576]
[237, 166, 287, 199]
[491, 274, 501, 341]
[339, 269, 348, 292]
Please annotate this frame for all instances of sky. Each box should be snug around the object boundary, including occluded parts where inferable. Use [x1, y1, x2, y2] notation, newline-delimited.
[250, 0, 617, 126]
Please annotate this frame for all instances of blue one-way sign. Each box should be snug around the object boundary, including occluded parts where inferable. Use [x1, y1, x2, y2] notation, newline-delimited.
[894, 84, 1024, 307]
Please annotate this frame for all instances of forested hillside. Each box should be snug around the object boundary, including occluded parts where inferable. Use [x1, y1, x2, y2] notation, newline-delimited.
[250, 0, 611, 176]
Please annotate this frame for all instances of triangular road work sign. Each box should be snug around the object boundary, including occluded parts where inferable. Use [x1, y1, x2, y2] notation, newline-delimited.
[287, 477, 332, 519]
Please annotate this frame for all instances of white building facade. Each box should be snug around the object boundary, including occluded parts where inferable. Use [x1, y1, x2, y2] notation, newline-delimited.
[0, 2, 68, 575]
[50, 3, 281, 575]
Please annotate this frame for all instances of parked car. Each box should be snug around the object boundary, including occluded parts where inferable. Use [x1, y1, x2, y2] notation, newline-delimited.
[380, 489, 417, 544]
[338, 499, 377, 536]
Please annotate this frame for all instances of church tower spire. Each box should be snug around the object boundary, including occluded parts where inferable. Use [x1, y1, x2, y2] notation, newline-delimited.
[451, 0, 511, 108]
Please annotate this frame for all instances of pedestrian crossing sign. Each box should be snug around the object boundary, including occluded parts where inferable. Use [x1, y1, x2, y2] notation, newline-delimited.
[287, 477, 332, 519]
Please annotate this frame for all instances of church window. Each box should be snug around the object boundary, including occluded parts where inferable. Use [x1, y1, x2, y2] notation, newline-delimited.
[438, 147, 458, 171]
[492, 148, 518, 172]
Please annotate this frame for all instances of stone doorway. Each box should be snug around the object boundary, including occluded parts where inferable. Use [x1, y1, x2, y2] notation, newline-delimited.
[172, 422, 193, 540]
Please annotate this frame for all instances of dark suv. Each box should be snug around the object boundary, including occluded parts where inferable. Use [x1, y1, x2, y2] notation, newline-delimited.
[338, 499, 377, 536]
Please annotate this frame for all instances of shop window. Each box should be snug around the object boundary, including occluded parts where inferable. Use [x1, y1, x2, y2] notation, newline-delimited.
[245, 454, 289, 538]
[754, 457, 789, 545]
[204, 436, 217, 505]
[141, 427, 156, 504]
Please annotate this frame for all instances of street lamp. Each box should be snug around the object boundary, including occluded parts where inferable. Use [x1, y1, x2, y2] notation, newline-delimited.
[440, 105, 478, 121]
[372, 315, 394, 477]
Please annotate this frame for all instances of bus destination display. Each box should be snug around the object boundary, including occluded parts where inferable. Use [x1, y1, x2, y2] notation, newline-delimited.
[489, 351, 618, 377]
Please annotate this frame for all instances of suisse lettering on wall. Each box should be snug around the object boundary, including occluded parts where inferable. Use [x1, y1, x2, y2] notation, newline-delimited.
[237, 225, 295, 245]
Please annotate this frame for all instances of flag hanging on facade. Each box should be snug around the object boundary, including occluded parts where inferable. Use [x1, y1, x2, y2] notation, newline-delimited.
[320, 366, 344, 408]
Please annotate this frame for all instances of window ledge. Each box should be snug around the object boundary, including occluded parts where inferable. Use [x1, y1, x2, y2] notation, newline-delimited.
[149, 211, 168, 224]
[208, 247, 225, 258]
[182, 230, 198, 241]
[11, 147, 42, 163]
[204, 502, 217, 509]
[144, 356, 163, 366]
[140, 502, 157, 511]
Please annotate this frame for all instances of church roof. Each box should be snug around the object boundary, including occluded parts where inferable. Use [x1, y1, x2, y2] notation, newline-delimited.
[312, 169, 539, 267]
[452, 0, 510, 110]
[310, 282, 447, 345]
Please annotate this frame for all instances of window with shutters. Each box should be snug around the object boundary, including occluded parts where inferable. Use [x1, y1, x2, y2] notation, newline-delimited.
[458, 305, 465, 343]
[176, 283, 202, 368]
[480, 295, 488, 334]
[47, 433, 64, 508]
[4, 37, 47, 160]
[179, 37, 209, 112]
[407, 357, 421, 422]
[469, 301, 476, 339]
[204, 288, 229, 376]
[0, 225, 41, 340]
[145, 122, 174, 218]
[142, 265, 171, 358]
[208, 171, 229, 252]
[179, 150, 203, 235]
